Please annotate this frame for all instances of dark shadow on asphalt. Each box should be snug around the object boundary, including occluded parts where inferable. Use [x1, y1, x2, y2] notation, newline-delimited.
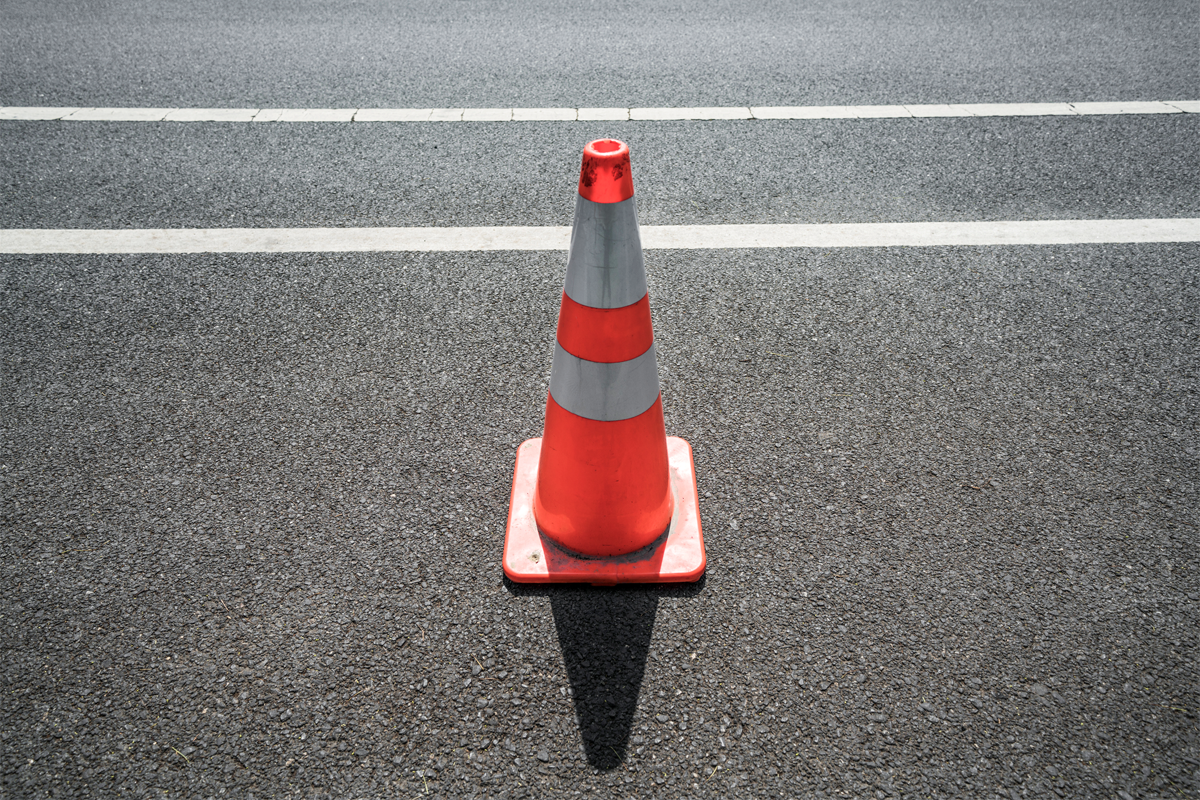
[506, 576, 705, 770]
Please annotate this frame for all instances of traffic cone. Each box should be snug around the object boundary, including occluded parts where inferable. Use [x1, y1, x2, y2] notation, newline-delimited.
[503, 139, 705, 584]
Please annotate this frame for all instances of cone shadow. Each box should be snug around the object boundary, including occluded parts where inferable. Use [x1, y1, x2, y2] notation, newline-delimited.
[506, 576, 705, 770]
[548, 588, 658, 770]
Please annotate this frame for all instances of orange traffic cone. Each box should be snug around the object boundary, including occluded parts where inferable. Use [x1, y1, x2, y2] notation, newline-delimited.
[503, 139, 705, 584]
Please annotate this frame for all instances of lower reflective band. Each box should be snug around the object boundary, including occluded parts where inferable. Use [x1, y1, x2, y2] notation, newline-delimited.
[547, 342, 661, 422]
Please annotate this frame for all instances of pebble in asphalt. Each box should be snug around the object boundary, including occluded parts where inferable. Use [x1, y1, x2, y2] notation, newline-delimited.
[2, 243, 1197, 798]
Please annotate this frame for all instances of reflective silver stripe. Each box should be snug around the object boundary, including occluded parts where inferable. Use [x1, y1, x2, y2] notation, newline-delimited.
[563, 194, 647, 309]
[548, 342, 661, 422]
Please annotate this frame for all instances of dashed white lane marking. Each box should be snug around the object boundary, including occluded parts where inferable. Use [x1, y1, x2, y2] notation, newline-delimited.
[0, 101, 1195, 122]
[2, 219, 1196, 254]
[164, 108, 257, 122]
[256, 108, 357, 122]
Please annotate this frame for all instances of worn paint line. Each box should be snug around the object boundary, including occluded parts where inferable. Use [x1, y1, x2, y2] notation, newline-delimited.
[0, 102, 1195, 122]
[2, 220, 1197, 254]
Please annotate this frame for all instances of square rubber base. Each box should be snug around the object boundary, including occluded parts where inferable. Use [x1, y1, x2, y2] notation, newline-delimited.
[502, 437, 706, 585]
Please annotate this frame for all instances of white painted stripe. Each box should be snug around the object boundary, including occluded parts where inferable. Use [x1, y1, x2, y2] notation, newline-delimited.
[1, 102, 1194, 122]
[751, 105, 860, 119]
[631, 107, 753, 120]
[164, 108, 257, 122]
[577, 108, 630, 121]
[354, 108, 433, 122]
[274, 108, 357, 122]
[512, 107, 577, 121]
[0, 227, 567, 253]
[849, 105, 914, 118]
[463, 108, 513, 121]
[66, 107, 176, 121]
[0, 227, 569, 253]
[901, 104, 974, 117]
[0, 106, 81, 120]
[957, 102, 1076, 116]
[1071, 101, 1183, 115]
[639, 219, 1200, 248]
[2, 220, 1196, 254]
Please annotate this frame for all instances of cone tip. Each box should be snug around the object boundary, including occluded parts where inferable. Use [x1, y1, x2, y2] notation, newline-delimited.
[578, 139, 634, 203]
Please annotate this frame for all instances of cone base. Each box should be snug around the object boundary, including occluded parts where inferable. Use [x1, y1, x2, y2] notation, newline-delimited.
[503, 437, 705, 585]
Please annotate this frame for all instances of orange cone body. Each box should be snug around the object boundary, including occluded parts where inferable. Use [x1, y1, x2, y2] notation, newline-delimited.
[534, 395, 673, 555]
[531, 141, 672, 555]
[503, 140, 705, 584]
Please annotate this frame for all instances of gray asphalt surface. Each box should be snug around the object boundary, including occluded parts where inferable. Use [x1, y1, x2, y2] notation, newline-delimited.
[2, 117, 1199, 230]
[3, 1, 1199, 799]
[1, 0, 1197, 107]
[4, 243, 1198, 799]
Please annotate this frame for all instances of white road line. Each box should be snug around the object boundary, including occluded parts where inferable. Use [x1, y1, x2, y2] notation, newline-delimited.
[643, 219, 1200, 248]
[273, 108, 357, 122]
[900, 104, 974, 118]
[353, 108, 433, 122]
[65, 107, 179, 121]
[164, 108, 257, 122]
[0, 106, 83, 120]
[2, 219, 1196, 254]
[0, 101, 1194, 123]
[462, 108, 513, 121]
[951, 102, 1077, 117]
[512, 108, 577, 121]
[577, 108, 630, 121]
[630, 107, 753, 120]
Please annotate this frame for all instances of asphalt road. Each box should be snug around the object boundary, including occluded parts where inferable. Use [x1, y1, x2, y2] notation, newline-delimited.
[3, 0, 1197, 108]
[2, 117, 1198, 230]
[2, 1, 1198, 799]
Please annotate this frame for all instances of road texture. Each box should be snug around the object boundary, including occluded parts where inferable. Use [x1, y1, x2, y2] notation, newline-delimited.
[1, 117, 1198, 230]
[2, 1, 1198, 799]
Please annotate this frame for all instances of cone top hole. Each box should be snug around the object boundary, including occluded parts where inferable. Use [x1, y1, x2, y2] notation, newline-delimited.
[591, 139, 622, 153]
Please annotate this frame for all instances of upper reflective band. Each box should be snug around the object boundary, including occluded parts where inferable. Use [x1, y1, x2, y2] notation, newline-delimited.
[548, 342, 661, 422]
[563, 194, 647, 310]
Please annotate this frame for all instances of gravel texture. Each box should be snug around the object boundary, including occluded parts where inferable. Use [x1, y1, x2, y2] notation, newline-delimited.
[2, 0, 1196, 108]
[2, 117, 1198, 230]
[3, 244, 1197, 798]
[3, 2, 1198, 796]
